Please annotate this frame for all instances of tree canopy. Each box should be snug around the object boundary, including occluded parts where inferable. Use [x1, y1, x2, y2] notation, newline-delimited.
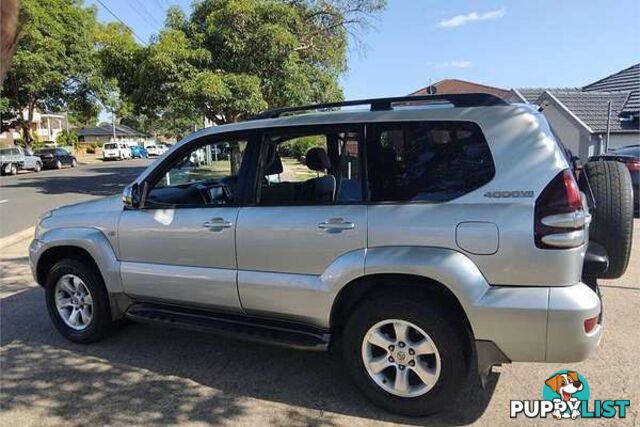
[101, 0, 385, 138]
[0, 0, 104, 143]
[2, 0, 385, 143]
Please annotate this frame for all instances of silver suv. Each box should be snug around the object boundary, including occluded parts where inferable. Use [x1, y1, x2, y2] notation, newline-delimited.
[30, 94, 633, 416]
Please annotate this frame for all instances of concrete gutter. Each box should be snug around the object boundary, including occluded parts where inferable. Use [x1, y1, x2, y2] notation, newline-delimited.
[0, 227, 35, 250]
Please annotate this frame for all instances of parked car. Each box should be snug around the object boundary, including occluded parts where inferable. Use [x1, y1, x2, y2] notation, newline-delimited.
[0, 146, 43, 175]
[145, 144, 163, 157]
[29, 95, 633, 416]
[102, 142, 132, 161]
[22, 148, 44, 172]
[588, 144, 639, 215]
[34, 148, 77, 169]
[129, 145, 148, 159]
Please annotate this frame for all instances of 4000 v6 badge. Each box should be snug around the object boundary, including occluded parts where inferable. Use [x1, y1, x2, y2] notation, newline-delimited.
[510, 370, 631, 420]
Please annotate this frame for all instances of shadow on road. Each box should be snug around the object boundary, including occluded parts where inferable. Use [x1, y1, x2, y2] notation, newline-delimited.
[0, 165, 148, 197]
[0, 288, 499, 425]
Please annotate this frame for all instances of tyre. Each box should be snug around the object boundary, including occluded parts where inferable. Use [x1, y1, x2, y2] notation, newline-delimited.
[45, 258, 112, 343]
[342, 291, 469, 416]
[9, 163, 18, 175]
[55, 160, 62, 169]
[581, 160, 633, 279]
[34, 161, 42, 172]
[71, 158, 77, 167]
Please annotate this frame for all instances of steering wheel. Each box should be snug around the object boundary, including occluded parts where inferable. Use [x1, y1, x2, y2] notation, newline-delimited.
[196, 182, 232, 205]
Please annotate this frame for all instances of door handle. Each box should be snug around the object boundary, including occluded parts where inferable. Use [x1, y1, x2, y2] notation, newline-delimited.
[318, 218, 355, 231]
[203, 217, 233, 231]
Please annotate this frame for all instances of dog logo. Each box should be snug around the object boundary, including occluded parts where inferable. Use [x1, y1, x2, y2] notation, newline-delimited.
[543, 370, 589, 419]
[511, 370, 629, 419]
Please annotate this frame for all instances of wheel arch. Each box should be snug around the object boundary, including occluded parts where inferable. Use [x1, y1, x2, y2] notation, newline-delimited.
[330, 273, 474, 340]
[33, 228, 130, 319]
[36, 245, 100, 286]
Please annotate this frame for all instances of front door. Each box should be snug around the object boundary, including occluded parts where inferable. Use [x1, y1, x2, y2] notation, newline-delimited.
[236, 125, 367, 326]
[118, 134, 256, 312]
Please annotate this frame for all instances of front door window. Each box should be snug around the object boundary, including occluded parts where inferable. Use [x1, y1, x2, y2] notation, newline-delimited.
[146, 139, 249, 207]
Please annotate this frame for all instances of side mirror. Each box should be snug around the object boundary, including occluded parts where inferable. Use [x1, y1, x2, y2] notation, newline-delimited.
[122, 183, 140, 208]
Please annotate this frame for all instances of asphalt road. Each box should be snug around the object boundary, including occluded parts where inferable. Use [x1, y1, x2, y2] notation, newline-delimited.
[0, 159, 153, 238]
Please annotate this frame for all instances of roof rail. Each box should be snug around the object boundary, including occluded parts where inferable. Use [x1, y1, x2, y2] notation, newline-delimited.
[249, 93, 508, 120]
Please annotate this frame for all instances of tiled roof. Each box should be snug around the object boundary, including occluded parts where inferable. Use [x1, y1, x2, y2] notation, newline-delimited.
[542, 89, 636, 133]
[410, 79, 511, 99]
[583, 63, 639, 115]
[583, 64, 640, 92]
[621, 91, 640, 115]
[75, 125, 148, 137]
[512, 88, 576, 103]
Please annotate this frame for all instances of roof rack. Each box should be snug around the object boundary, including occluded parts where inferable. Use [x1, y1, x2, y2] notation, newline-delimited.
[249, 93, 508, 120]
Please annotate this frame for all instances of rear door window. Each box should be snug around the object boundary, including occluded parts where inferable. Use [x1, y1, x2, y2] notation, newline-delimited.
[366, 121, 495, 202]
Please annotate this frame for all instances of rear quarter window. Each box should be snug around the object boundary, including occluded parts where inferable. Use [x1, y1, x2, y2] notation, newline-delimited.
[366, 121, 495, 202]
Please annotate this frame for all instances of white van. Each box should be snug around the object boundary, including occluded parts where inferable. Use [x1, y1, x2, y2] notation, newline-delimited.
[102, 142, 131, 160]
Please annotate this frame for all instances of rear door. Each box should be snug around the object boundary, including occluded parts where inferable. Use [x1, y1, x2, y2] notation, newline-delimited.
[236, 124, 367, 325]
[56, 149, 73, 165]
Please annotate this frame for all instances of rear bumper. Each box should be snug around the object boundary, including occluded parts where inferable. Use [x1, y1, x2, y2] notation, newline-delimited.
[470, 282, 602, 364]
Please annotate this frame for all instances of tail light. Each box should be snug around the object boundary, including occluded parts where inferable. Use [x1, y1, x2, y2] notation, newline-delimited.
[584, 316, 599, 334]
[625, 159, 640, 172]
[535, 170, 586, 249]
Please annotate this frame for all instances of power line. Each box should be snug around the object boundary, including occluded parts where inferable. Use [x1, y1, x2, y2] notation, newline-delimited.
[130, 0, 163, 29]
[94, 0, 146, 45]
[153, 0, 169, 14]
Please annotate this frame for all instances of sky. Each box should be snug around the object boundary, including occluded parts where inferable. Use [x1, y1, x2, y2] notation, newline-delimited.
[88, 0, 640, 100]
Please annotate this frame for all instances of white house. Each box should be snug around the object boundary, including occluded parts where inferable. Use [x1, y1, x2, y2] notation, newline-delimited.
[0, 109, 69, 145]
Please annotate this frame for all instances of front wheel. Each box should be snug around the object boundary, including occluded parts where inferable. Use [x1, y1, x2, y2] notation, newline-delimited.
[45, 259, 113, 343]
[71, 159, 77, 168]
[55, 160, 62, 169]
[342, 291, 469, 416]
[34, 161, 42, 172]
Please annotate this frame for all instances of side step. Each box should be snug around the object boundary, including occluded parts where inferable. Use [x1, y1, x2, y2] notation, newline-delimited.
[125, 303, 330, 351]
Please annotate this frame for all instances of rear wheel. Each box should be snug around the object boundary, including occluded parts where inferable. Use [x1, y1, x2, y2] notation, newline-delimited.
[8, 163, 18, 175]
[45, 259, 112, 343]
[55, 160, 62, 169]
[34, 161, 42, 172]
[342, 291, 469, 416]
[581, 160, 633, 279]
[71, 158, 77, 167]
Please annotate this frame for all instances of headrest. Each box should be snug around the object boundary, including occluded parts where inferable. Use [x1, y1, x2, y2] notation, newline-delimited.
[264, 145, 283, 175]
[305, 147, 331, 171]
[264, 154, 283, 175]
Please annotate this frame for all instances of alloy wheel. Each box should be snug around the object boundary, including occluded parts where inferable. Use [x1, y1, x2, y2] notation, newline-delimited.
[54, 274, 94, 330]
[361, 319, 441, 397]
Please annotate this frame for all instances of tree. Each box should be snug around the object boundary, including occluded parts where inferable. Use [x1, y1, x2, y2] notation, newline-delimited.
[56, 129, 79, 149]
[0, 0, 103, 146]
[101, 0, 385, 142]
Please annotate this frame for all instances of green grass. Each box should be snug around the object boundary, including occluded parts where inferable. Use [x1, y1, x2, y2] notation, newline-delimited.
[164, 161, 231, 185]
[281, 157, 316, 181]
